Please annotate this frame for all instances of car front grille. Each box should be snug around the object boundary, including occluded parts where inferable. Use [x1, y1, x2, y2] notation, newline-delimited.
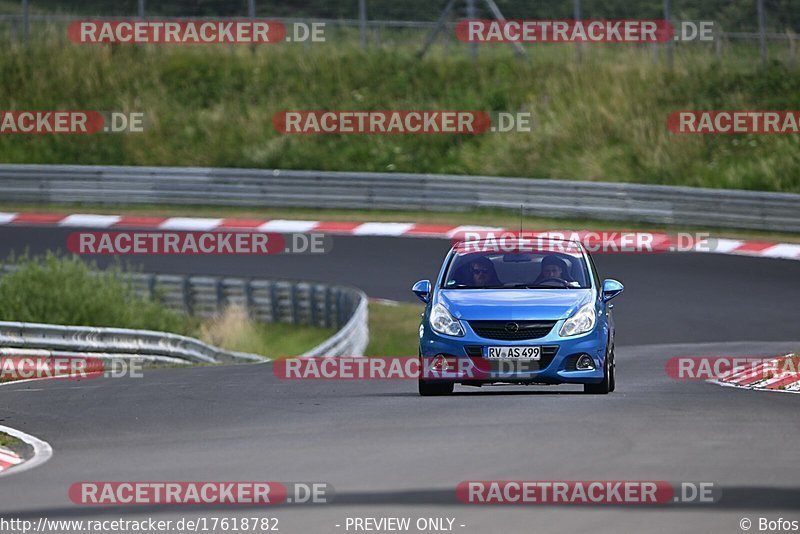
[467, 320, 558, 340]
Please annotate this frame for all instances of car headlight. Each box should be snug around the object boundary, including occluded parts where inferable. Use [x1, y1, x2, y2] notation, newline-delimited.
[430, 303, 465, 337]
[559, 302, 596, 337]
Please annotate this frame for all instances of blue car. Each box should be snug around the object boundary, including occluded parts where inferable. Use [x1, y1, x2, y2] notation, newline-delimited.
[412, 238, 624, 396]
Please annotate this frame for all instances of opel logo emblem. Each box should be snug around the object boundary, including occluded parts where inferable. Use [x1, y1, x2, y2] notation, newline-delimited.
[505, 322, 519, 333]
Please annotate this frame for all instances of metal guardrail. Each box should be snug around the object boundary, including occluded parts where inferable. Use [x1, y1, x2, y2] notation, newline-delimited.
[0, 322, 257, 364]
[0, 266, 369, 363]
[0, 164, 797, 232]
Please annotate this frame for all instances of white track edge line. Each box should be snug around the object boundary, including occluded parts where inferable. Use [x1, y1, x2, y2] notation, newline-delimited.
[0, 424, 53, 477]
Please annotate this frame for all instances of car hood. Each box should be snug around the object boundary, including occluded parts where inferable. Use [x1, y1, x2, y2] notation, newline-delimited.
[437, 289, 592, 321]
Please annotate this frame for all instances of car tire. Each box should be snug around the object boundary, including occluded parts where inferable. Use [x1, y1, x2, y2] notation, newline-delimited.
[608, 345, 616, 393]
[584, 346, 612, 395]
[418, 380, 454, 396]
[418, 354, 455, 396]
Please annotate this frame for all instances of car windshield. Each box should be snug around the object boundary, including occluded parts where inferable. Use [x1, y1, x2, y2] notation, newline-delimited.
[442, 242, 591, 289]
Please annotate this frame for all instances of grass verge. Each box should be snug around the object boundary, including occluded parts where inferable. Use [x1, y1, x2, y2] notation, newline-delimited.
[0, 433, 22, 448]
[365, 301, 423, 357]
[0, 42, 798, 191]
[197, 305, 334, 358]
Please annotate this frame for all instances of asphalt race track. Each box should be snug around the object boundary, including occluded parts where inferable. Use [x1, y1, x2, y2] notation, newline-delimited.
[0, 226, 799, 533]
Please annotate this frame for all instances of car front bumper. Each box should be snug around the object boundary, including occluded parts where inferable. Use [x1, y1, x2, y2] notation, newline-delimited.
[420, 323, 608, 385]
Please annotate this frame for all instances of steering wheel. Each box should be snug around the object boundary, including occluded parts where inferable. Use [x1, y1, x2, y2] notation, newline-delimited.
[534, 277, 570, 288]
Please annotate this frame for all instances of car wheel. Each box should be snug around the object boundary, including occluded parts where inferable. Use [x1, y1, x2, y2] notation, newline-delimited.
[418, 379, 455, 396]
[418, 354, 454, 396]
[608, 345, 616, 392]
[584, 347, 611, 395]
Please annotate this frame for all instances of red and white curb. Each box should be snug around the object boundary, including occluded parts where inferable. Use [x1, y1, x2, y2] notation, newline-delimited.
[710, 354, 800, 394]
[0, 446, 22, 472]
[1, 211, 799, 260]
[0, 424, 53, 477]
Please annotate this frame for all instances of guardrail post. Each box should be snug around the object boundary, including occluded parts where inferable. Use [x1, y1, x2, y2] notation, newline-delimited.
[215, 278, 225, 313]
[147, 274, 157, 300]
[336, 289, 346, 328]
[244, 280, 255, 318]
[324, 286, 333, 328]
[182, 277, 193, 315]
[290, 283, 300, 324]
[270, 282, 280, 323]
[309, 285, 318, 326]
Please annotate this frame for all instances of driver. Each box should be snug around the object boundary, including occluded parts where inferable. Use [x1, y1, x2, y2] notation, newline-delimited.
[467, 257, 500, 287]
[534, 255, 571, 284]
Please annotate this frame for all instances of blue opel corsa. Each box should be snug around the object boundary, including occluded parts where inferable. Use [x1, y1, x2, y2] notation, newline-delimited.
[412, 237, 624, 396]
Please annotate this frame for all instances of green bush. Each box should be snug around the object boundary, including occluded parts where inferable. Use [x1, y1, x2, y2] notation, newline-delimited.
[0, 253, 189, 333]
[0, 253, 335, 358]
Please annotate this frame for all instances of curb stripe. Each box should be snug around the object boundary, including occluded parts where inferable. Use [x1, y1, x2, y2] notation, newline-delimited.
[11, 213, 64, 224]
[405, 224, 458, 236]
[217, 218, 270, 229]
[113, 215, 168, 227]
[58, 214, 121, 227]
[352, 222, 415, 236]
[257, 220, 319, 233]
[0, 212, 797, 261]
[158, 217, 223, 231]
[0, 448, 22, 470]
[311, 221, 362, 232]
[711, 354, 800, 394]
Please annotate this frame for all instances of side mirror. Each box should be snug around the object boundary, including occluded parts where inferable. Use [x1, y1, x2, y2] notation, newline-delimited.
[601, 279, 624, 302]
[412, 280, 432, 303]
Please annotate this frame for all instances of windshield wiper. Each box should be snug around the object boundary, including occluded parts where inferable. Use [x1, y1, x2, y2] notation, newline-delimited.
[504, 283, 569, 289]
[444, 284, 507, 289]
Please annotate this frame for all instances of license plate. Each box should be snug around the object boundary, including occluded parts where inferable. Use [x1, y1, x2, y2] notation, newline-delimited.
[486, 346, 541, 360]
